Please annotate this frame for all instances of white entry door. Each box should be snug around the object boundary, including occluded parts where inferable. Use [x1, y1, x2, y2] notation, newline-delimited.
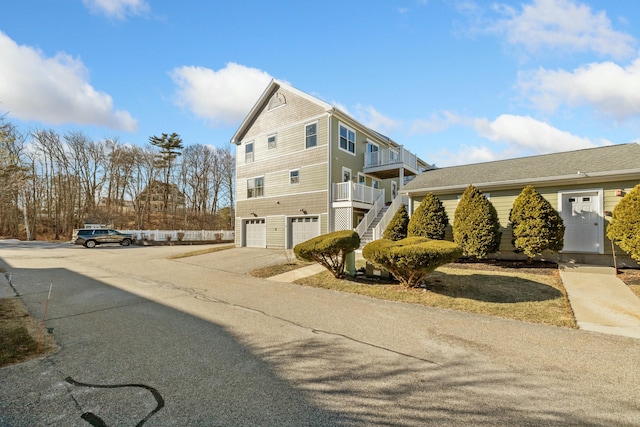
[560, 191, 602, 253]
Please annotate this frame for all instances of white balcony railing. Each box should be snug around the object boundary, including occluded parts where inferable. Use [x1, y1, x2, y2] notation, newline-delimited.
[355, 189, 386, 237]
[333, 182, 384, 204]
[364, 146, 418, 171]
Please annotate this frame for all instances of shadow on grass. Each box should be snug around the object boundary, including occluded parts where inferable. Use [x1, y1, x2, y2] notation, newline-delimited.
[424, 271, 563, 303]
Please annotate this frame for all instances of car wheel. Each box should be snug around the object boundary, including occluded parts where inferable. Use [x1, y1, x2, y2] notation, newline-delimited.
[121, 239, 131, 247]
[85, 240, 97, 248]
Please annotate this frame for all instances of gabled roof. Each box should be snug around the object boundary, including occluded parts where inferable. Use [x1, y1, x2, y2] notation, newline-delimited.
[231, 79, 334, 145]
[402, 143, 640, 195]
[230, 79, 404, 150]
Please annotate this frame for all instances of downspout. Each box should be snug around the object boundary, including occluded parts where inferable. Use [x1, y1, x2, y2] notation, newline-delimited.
[327, 109, 334, 232]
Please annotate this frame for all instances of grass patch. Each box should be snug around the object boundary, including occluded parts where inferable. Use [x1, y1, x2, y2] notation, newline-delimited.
[0, 298, 57, 367]
[292, 261, 576, 328]
[618, 268, 640, 298]
[250, 260, 313, 278]
[167, 244, 235, 259]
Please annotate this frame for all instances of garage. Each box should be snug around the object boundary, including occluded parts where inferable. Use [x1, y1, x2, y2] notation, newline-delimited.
[244, 218, 266, 247]
[289, 216, 319, 248]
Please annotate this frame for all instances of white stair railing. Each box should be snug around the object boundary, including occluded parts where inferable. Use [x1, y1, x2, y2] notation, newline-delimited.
[355, 189, 385, 237]
[372, 195, 408, 240]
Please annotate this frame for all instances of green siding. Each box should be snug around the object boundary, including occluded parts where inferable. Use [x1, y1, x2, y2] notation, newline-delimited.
[411, 179, 640, 258]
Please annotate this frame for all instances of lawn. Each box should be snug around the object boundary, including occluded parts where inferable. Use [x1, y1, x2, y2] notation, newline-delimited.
[256, 260, 577, 328]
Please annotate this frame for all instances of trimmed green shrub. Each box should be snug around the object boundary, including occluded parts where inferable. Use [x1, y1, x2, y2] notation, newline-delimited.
[509, 185, 564, 263]
[294, 230, 360, 278]
[383, 204, 409, 241]
[407, 193, 448, 240]
[362, 237, 462, 288]
[607, 183, 640, 261]
[453, 185, 501, 259]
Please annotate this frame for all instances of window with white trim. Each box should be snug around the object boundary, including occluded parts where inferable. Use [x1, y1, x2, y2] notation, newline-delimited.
[358, 173, 366, 185]
[268, 134, 277, 150]
[290, 170, 299, 185]
[247, 177, 264, 198]
[245, 142, 254, 163]
[339, 123, 355, 154]
[372, 179, 379, 189]
[305, 123, 317, 148]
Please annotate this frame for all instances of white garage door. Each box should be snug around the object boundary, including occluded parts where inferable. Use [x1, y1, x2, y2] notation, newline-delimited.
[290, 216, 319, 248]
[244, 218, 266, 247]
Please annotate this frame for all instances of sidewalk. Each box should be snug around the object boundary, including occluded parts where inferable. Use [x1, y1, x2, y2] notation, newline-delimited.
[559, 263, 640, 339]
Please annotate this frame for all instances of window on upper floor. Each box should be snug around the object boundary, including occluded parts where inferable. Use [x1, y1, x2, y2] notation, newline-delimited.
[247, 177, 264, 198]
[290, 170, 299, 185]
[245, 142, 254, 163]
[305, 123, 317, 149]
[372, 179, 379, 189]
[339, 124, 356, 154]
[268, 134, 277, 150]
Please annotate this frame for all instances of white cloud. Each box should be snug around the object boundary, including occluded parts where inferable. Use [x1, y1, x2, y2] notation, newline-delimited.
[82, 0, 150, 19]
[519, 58, 640, 120]
[410, 111, 468, 134]
[171, 63, 273, 127]
[354, 105, 401, 135]
[490, 0, 635, 58]
[0, 32, 137, 131]
[474, 114, 604, 153]
[431, 145, 507, 167]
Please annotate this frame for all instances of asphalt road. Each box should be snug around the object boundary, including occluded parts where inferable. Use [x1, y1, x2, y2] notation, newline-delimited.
[0, 241, 639, 426]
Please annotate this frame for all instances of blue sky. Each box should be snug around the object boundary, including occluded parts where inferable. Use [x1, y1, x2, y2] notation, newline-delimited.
[1, 0, 639, 167]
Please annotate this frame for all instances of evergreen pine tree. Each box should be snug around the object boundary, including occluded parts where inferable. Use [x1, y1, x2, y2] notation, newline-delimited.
[453, 185, 501, 258]
[509, 185, 564, 263]
[607, 183, 640, 261]
[383, 204, 409, 241]
[407, 193, 448, 240]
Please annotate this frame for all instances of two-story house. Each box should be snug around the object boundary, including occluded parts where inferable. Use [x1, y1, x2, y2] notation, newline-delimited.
[231, 80, 430, 248]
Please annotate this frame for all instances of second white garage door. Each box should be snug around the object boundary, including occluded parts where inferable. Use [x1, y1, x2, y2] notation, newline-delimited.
[244, 218, 266, 247]
[290, 216, 319, 248]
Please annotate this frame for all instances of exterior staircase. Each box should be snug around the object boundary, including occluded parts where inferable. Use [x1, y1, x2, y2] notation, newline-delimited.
[359, 205, 389, 249]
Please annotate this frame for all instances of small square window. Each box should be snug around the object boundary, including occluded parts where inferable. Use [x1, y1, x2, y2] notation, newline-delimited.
[290, 170, 299, 185]
[268, 135, 277, 149]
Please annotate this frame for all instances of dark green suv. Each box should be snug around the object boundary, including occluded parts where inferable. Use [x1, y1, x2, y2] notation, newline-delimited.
[72, 229, 135, 248]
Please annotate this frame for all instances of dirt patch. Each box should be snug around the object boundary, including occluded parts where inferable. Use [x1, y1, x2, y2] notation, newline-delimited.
[617, 268, 640, 298]
[0, 298, 58, 367]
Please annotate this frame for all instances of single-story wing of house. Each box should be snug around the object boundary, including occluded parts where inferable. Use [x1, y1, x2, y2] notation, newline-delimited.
[401, 143, 640, 266]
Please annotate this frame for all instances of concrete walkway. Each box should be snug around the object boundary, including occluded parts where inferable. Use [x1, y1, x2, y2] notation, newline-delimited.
[558, 263, 640, 339]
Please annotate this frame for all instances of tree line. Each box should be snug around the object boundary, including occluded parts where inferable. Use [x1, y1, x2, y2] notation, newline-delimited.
[0, 118, 235, 240]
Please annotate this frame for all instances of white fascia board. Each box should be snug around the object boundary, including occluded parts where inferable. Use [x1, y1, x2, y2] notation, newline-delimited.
[401, 168, 640, 197]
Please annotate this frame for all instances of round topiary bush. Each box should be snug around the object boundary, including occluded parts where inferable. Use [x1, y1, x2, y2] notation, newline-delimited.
[362, 236, 462, 288]
[383, 204, 409, 241]
[607, 183, 640, 262]
[453, 185, 501, 259]
[407, 193, 448, 240]
[294, 230, 360, 278]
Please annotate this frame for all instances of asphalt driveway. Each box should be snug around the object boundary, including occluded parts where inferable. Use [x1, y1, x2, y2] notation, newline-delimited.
[1, 242, 639, 426]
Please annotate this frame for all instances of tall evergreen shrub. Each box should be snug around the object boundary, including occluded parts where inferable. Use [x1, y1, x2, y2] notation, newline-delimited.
[383, 204, 409, 241]
[509, 185, 564, 263]
[407, 193, 448, 240]
[607, 183, 640, 261]
[453, 185, 501, 258]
